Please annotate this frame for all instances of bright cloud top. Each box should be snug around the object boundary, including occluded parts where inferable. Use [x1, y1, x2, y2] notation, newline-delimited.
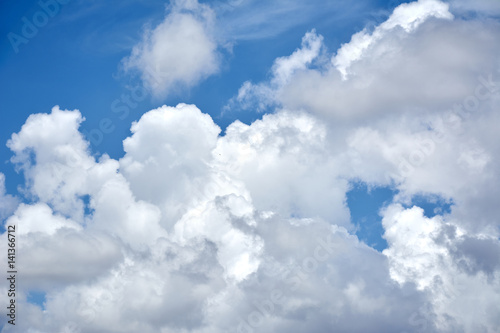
[333, 0, 454, 78]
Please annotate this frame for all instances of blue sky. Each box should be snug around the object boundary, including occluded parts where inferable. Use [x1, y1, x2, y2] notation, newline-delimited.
[1, 1, 500, 332]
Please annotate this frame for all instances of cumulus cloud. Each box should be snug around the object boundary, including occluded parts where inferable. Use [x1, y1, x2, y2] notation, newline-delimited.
[382, 204, 500, 332]
[228, 0, 500, 123]
[2, 96, 499, 332]
[213, 110, 351, 226]
[120, 104, 221, 225]
[333, 0, 453, 78]
[2, 0, 500, 332]
[123, 0, 220, 98]
[283, 18, 500, 121]
[6, 106, 104, 222]
[224, 30, 324, 113]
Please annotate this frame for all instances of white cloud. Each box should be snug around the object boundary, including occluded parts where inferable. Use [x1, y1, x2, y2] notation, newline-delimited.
[382, 204, 500, 332]
[3, 98, 499, 332]
[227, 0, 499, 124]
[283, 18, 500, 122]
[333, 0, 453, 78]
[6, 106, 96, 222]
[122, 0, 220, 99]
[6, 203, 81, 236]
[213, 110, 351, 226]
[120, 103, 222, 228]
[225, 30, 323, 113]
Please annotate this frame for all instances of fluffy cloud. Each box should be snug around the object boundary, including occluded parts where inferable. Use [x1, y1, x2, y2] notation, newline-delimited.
[213, 110, 351, 226]
[226, 0, 500, 237]
[2, 98, 499, 332]
[123, 0, 220, 98]
[228, 0, 500, 123]
[224, 30, 324, 113]
[382, 204, 500, 332]
[283, 18, 500, 121]
[333, 0, 454, 78]
[120, 104, 221, 226]
[1, 0, 500, 332]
